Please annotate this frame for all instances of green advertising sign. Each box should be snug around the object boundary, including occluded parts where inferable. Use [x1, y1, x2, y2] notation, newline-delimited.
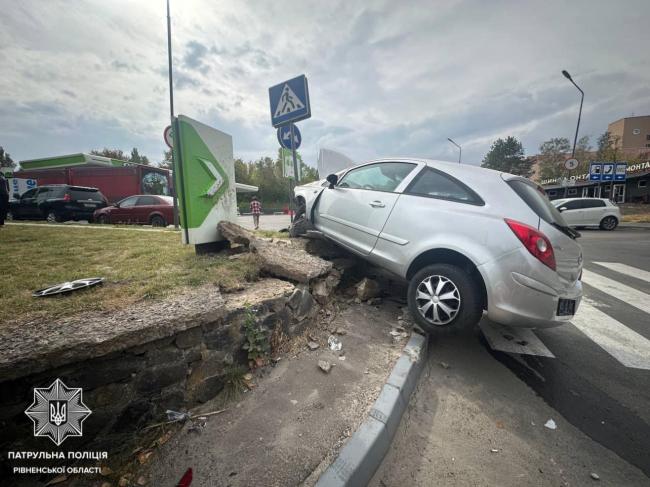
[172, 115, 237, 245]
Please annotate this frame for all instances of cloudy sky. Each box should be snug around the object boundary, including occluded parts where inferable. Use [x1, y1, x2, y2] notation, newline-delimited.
[1, 0, 649, 169]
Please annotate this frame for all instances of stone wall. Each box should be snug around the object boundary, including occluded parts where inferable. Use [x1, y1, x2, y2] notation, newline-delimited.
[0, 278, 320, 480]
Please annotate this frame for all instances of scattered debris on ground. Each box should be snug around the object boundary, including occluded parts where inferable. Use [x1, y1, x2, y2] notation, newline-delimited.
[328, 335, 342, 351]
[544, 419, 557, 430]
[318, 360, 333, 373]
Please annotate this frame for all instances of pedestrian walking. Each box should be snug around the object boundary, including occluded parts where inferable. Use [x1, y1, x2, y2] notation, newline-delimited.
[250, 196, 262, 230]
[0, 172, 9, 227]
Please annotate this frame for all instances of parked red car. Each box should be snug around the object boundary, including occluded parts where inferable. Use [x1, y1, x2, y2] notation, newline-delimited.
[93, 195, 173, 226]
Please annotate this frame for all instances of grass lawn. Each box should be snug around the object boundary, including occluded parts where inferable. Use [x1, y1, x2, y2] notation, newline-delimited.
[0, 225, 260, 325]
[620, 204, 650, 223]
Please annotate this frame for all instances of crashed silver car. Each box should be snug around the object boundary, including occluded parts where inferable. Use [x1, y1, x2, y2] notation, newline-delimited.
[294, 158, 583, 334]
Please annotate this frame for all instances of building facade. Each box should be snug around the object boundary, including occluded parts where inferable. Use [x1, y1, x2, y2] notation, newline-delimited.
[540, 160, 650, 203]
[608, 115, 650, 150]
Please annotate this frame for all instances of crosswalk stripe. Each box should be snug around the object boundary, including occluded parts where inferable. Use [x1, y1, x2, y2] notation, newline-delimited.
[571, 302, 650, 370]
[581, 269, 650, 315]
[479, 321, 555, 357]
[593, 262, 650, 284]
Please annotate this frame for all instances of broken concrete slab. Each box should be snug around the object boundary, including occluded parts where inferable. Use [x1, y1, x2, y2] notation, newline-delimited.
[218, 221, 333, 283]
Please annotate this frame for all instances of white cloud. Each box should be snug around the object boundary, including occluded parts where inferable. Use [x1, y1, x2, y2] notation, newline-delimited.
[0, 0, 649, 168]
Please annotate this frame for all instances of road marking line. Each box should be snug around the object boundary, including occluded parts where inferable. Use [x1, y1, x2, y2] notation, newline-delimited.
[571, 302, 650, 370]
[593, 262, 650, 284]
[581, 269, 650, 315]
[479, 321, 555, 357]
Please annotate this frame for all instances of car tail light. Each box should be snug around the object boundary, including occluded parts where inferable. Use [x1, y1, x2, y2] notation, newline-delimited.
[63, 193, 71, 202]
[505, 218, 556, 271]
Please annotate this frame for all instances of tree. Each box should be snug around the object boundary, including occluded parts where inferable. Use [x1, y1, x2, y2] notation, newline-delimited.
[537, 137, 571, 179]
[91, 147, 150, 165]
[158, 149, 173, 169]
[0, 146, 15, 169]
[90, 148, 128, 160]
[481, 136, 531, 176]
[129, 147, 150, 165]
[596, 131, 621, 162]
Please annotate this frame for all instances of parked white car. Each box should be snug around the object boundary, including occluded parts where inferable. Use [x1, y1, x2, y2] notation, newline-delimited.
[294, 158, 583, 334]
[552, 198, 620, 231]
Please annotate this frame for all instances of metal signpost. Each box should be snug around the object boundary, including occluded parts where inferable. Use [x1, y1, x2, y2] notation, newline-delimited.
[269, 75, 311, 219]
[589, 162, 602, 197]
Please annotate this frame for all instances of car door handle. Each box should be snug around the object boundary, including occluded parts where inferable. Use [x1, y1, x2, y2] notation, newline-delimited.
[369, 201, 385, 208]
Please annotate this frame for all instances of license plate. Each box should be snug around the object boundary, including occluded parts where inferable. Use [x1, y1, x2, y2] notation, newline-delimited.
[83, 203, 96, 208]
[557, 298, 576, 316]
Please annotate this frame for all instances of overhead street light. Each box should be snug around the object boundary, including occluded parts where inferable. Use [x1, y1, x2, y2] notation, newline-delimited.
[447, 138, 461, 164]
[561, 69, 584, 197]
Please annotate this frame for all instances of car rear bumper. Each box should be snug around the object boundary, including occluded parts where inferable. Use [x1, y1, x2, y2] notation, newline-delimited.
[479, 250, 582, 329]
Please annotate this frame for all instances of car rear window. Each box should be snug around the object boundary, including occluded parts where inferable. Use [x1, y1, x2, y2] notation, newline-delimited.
[507, 179, 568, 226]
[69, 188, 104, 202]
[405, 167, 484, 205]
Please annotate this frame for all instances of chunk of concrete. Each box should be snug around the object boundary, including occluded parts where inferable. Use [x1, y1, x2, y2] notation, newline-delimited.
[356, 278, 381, 301]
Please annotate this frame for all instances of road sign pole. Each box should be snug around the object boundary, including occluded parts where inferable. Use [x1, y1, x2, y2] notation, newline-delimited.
[166, 0, 179, 229]
[290, 123, 300, 222]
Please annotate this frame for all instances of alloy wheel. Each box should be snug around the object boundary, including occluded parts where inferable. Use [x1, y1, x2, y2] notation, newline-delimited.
[415, 274, 461, 326]
[602, 217, 617, 230]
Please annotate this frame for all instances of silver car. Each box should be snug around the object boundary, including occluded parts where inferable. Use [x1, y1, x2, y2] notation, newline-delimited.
[294, 158, 583, 334]
[552, 197, 620, 230]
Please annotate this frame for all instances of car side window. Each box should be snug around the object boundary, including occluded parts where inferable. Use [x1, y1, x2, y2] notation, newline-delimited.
[404, 167, 484, 205]
[137, 196, 156, 206]
[35, 188, 50, 202]
[21, 188, 37, 199]
[337, 162, 416, 192]
[582, 200, 605, 208]
[561, 200, 583, 210]
[119, 196, 138, 208]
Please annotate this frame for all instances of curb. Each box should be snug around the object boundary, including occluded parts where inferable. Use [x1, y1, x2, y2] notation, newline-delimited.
[315, 332, 428, 487]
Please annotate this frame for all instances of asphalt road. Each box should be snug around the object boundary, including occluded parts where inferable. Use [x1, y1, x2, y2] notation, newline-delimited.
[374, 227, 650, 485]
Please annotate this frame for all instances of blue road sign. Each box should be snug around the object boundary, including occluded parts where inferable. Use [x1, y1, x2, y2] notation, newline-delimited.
[602, 162, 615, 181]
[269, 75, 311, 127]
[615, 162, 627, 181]
[589, 162, 602, 181]
[277, 125, 301, 150]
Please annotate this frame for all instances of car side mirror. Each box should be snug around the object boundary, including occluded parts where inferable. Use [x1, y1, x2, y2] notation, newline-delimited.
[558, 207, 567, 212]
[326, 174, 338, 189]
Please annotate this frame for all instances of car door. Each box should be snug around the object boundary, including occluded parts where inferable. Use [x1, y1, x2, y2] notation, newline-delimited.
[111, 196, 138, 223]
[13, 188, 38, 218]
[581, 199, 606, 225]
[315, 161, 418, 255]
[556, 199, 584, 226]
[135, 196, 157, 223]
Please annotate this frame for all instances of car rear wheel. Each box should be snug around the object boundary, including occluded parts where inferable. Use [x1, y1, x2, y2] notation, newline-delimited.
[407, 263, 483, 335]
[46, 211, 62, 223]
[599, 216, 618, 231]
[5, 211, 13, 221]
[150, 215, 166, 227]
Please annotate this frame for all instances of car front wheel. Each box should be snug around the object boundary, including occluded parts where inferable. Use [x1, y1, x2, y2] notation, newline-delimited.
[97, 215, 109, 224]
[6, 211, 13, 221]
[407, 263, 483, 335]
[599, 216, 618, 231]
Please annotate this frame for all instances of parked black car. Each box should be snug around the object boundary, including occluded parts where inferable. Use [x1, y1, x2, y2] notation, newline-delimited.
[8, 185, 107, 223]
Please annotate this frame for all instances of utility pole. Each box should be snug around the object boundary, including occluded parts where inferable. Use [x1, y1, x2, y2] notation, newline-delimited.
[561, 70, 584, 197]
[447, 138, 461, 164]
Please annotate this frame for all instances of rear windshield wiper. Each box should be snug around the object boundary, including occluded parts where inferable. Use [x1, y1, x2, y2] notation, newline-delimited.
[551, 222, 580, 239]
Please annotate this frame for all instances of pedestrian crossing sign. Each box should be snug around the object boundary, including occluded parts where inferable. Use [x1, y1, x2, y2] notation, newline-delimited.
[269, 75, 311, 127]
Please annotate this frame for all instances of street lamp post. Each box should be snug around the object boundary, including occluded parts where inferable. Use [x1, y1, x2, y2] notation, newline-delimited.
[447, 138, 461, 164]
[562, 69, 584, 197]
